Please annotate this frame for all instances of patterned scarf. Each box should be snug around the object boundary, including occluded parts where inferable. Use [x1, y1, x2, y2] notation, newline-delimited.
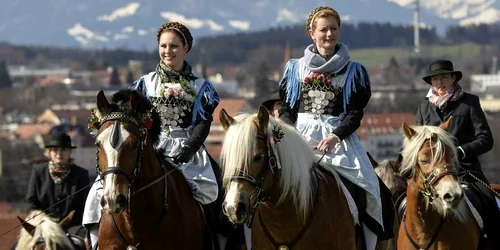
[427, 83, 464, 109]
[48, 159, 72, 185]
[155, 61, 198, 96]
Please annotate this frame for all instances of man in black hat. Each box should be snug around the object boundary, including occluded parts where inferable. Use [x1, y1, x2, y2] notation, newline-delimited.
[26, 133, 90, 232]
[415, 59, 500, 246]
[262, 91, 282, 118]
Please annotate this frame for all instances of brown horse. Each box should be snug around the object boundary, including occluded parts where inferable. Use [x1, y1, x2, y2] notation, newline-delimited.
[219, 107, 379, 250]
[370, 153, 407, 204]
[16, 210, 87, 250]
[397, 121, 489, 250]
[94, 90, 205, 249]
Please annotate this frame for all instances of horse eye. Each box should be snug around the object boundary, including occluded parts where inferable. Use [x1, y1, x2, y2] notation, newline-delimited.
[253, 154, 263, 162]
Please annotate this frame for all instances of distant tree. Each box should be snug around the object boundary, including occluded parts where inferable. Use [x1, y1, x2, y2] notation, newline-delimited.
[0, 61, 13, 89]
[126, 69, 135, 85]
[109, 67, 122, 86]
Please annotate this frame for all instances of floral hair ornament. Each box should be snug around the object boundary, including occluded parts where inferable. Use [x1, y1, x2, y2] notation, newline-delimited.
[87, 108, 154, 136]
[87, 108, 102, 136]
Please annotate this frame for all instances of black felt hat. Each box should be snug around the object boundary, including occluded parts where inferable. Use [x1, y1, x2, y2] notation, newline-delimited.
[44, 133, 76, 148]
[262, 91, 281, 110]
[423, 60, 462, 84]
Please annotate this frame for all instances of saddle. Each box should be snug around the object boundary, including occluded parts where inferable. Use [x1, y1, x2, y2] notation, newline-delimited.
[67, 234, 88, 250]
[324, 168, 396, 240]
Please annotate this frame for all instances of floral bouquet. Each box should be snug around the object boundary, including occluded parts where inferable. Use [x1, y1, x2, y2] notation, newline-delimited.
[304, 72, 337, 85]
[159, 83, 195, 101]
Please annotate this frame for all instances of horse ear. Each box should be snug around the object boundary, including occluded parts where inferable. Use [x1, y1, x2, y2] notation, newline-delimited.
[220, 109, 235, 131]
[402, 122, 416, 139]
[440, 116, 452, 131]
[17, 216, 35, 236]
[97, 90, 109, 113]
[59, 210, 75, 231]
[129, 90, 140, 111]
[256, 106, 270, 132]
[393, 153, 403, 173]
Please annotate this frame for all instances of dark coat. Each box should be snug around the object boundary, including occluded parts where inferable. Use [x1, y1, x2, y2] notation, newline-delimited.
[26, 162, 90, 228]
[415, 92, 493, 176]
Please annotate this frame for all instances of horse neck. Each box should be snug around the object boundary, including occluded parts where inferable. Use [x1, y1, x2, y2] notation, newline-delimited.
[130, 142, 164, 218]
[405, 179, 443, 231]
[259, 172, 315, 228]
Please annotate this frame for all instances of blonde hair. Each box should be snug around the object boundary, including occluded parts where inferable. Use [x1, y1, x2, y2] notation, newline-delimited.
[306, 6, 341, 33]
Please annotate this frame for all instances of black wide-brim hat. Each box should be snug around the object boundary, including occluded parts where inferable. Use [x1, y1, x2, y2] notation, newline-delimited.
[423, 59, 463, 84]
[45, 133, 77, 148]
[262, 91, 281, 110]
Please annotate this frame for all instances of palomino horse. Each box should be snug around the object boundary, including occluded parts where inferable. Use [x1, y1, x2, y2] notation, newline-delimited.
[398, 121, 488, 250]
[94, 90, 205, 249]
[16, 210, 87, 250]
[220, 106, 387, 250]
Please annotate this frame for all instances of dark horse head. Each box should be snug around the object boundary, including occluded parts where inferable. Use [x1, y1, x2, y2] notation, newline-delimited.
[94, 89, 160, 213]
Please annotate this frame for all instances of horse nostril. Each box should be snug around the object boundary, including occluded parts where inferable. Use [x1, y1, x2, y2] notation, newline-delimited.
[116, 194, 127, 208]
[443, 193, 455, 203]
[236, 201, 248, 216]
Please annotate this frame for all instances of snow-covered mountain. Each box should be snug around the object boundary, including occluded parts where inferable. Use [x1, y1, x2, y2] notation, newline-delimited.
[389, 0, 500, 25]
[0, 0, 498, 49]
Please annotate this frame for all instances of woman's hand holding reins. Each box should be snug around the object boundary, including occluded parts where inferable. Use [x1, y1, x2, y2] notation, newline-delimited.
[315, 134, 339, 152]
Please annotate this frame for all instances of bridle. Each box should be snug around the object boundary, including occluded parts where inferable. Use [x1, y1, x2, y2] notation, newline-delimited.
[95, 110, 170, 249]
[226, 130, 322, 250]
[411, 134, 457, 204]
[95, 112, 146, 210]
[403, 134, 457, 250]
[228, 133, 277, 227]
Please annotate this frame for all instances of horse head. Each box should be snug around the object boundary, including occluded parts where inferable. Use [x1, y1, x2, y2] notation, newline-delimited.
[220, 106, 315, 225]
[93, 89, 160, 214]
[400, 118, 463, 213]
[16, 211, 77, 250]
[374, 155, 407, 202]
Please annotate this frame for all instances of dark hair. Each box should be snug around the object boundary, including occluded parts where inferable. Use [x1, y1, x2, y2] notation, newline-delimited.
[306, 6, 341, 34]
[156, 21, 193, 52]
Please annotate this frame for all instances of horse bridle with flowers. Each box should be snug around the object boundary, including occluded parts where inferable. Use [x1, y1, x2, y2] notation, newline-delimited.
[93, 110, 173, 250]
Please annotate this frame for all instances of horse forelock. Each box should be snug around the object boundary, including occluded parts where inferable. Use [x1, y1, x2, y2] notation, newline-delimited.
[400, 125, 458, 180]
[221, 114, 316, 218]
[17, 211, 75, 250]
[400, 125, 462, 215]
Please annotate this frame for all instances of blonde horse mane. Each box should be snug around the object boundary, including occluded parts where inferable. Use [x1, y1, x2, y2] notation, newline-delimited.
[16, 210, 75, 250]
[220, 113, 317, 219]
[400, 125, 466, 218]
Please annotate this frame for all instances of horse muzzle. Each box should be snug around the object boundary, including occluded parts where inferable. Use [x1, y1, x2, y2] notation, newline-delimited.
[222, 200, 249, 224]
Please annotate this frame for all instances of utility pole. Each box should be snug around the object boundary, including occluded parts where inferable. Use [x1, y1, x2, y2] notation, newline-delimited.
[413, 0, 420, 54]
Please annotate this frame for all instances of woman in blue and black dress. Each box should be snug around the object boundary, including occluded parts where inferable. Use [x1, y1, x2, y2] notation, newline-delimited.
[278, 6, 394, 250]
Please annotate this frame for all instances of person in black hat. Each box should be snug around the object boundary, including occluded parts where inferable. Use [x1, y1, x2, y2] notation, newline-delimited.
[25, 133, 90, 233]
[262, 91, 282, 118]
[415, 59, 500, 246]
